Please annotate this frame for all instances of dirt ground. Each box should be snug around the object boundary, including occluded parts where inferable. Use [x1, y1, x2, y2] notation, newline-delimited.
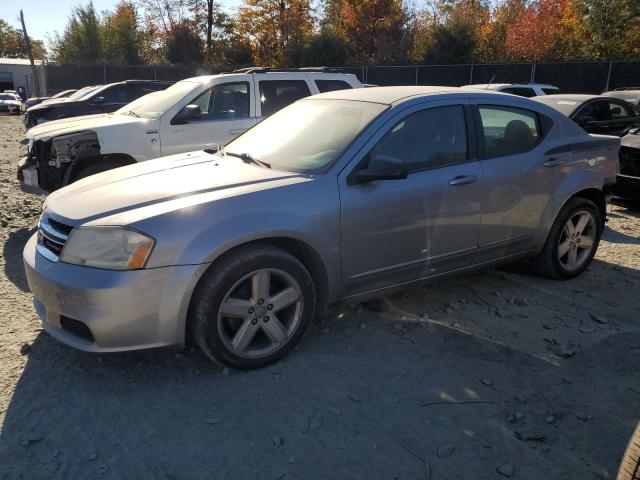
[0, 114, 639, 480]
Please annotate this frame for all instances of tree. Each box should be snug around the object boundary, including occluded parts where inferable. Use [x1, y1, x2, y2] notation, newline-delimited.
[505, 0, 582, 62]
[0, 18, 46, 59]
[302, 29, 349, 66]
[237, 0, 314, 67]
[474, 0, 526, 62]
[165, 20, 204, 65]
[101, 2, 144, 64]
[575, 0, 640, 60]
[325, 0, 410, 64]
[51, 2, 102, 63]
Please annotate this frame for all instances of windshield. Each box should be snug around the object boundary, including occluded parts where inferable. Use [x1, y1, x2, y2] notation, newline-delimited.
[67, 86, 100, 101]
[123, 80, 201, 119]
[52, 89, 75, 98]
[0, 94, 17, 101]
[224, 99, 387, 174]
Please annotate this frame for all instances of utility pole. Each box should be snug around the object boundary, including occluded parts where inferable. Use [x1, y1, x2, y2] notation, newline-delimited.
[19, 9, 42, 97]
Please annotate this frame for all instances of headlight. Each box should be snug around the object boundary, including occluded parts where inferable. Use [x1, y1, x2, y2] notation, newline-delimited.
[60, 227, 155, 270]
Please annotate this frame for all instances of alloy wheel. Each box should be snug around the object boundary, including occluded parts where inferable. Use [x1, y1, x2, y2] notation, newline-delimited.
[217, 268, 304, 359]
[558, 210, 596, 272]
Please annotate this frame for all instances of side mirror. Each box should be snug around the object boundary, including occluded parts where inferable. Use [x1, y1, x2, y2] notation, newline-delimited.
[92, 96, 105, 104]
[351, 154, 408, 185]
[174, 104, 202, 124]
[578, 116, 597, 127]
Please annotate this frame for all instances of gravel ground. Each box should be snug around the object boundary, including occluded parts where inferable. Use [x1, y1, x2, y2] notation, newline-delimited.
[1, 114, 640, 479]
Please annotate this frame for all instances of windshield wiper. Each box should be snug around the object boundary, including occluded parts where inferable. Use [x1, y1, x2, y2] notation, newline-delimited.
[224, 151, 271, 169]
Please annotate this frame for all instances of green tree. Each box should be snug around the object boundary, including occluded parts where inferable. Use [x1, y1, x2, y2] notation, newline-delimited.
[302, 29, 349, 66]
[576, 0, 640, 59]
[51, 2, 102, 62]
[165, 20, 204, 65]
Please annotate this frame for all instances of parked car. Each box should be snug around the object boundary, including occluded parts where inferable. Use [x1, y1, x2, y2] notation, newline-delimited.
[533, 94, 640, 201]
[617, 127, 640, 201]
[18, 69, 362, 192]
[24, 79, 173, 128]
[25, 89, 77, 109]
[0, 92, 23, 114]
[461, 83, 560, 97]
[533, 94, 640, 136]
[603, 88, 640, 107]
[23, 86, 619, 368]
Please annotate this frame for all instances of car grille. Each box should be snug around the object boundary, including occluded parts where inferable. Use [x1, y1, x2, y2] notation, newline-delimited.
[37, 214, 73, 261]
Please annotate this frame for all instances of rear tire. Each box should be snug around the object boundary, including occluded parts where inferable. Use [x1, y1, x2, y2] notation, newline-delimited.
[532, 197, 602, 279]
[189, 245, 316, 369]
[618, 423, 640, 480]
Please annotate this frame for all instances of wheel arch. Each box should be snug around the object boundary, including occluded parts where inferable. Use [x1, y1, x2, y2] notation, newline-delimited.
[64, 153, 137, 185]
[186, 236, 331, 332]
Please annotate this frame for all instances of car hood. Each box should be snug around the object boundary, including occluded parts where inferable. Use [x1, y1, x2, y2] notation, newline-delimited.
[0, 100, 20, 105]
[26, 113, 141, 140]
[46, 151, 309, 223]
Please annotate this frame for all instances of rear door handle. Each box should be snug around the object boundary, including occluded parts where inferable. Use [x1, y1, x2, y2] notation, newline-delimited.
[449, 175, 478, 186]
[543, 158, 564, 167]
[229, 128, 247, 135]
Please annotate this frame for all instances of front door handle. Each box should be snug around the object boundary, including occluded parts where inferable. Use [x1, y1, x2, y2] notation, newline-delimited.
[543, 158, 564, 167]
[449, 175, 478, 186]
[229, 128, 247, 135]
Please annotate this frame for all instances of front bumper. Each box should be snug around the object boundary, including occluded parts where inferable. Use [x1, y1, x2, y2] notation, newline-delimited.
[23, 233, 204, 352]
[614, 174, 640, 201]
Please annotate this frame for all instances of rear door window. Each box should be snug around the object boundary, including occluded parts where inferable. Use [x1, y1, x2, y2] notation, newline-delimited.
[477, 106, 541, 158]
[607, 100, 636, 119]
[259, 80, 311, 117]
[315, 79, 352, 93]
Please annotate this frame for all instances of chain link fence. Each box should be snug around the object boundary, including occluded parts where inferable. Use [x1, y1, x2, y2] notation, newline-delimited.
[44, 61, 640, 95]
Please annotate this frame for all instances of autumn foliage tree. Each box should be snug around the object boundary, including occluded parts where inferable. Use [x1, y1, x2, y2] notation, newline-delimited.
[237, 0, 314, 67]
[325, 0, 410, 64]
[504, 0, 581, 61]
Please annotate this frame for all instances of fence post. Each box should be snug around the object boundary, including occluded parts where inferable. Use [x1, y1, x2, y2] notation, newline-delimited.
[415, 65, 418, 85]
[469, 64, 474, 84]
[154, 66, 157, 80]
[604, 61, 613, 92]
[530, 63, 536, 83]
[103, 64, 107, 84]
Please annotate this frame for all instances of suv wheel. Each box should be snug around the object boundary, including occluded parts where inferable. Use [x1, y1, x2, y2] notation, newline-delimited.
[189, 245, 316, 369]
[533, 197, 602, 279]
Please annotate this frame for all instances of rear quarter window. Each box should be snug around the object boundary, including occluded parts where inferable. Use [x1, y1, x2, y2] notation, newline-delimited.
[315, 80, 353, 93]
[477, 105, 543, 158]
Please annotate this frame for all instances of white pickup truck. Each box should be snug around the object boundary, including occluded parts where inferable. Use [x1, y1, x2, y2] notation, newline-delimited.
[18, 68, 363, 191]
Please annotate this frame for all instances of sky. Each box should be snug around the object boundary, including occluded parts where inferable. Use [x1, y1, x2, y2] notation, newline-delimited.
[0, 0, 241, 48]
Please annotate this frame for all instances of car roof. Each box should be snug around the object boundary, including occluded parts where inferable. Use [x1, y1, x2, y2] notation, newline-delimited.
[185, 71, 358, 85]
[462, 83, 558, 90]
[311, 85, 483, 105]
[534, 94, 598, 103]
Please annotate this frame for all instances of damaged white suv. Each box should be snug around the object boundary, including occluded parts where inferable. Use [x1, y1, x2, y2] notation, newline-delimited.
[18, 68, 362, 191]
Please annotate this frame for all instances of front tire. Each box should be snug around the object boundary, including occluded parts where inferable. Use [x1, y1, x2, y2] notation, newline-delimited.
[189, 245, 316, 369]
[533, 197, 603, 279]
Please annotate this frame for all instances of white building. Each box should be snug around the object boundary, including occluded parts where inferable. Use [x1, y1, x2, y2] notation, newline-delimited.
[0, 57, 47, 98]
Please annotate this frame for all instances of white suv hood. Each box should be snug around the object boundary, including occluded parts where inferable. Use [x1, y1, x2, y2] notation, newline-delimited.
[26, 113, 145, 141]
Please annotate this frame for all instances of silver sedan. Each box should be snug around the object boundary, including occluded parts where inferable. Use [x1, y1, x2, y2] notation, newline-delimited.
[24, 86, 619, 368]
